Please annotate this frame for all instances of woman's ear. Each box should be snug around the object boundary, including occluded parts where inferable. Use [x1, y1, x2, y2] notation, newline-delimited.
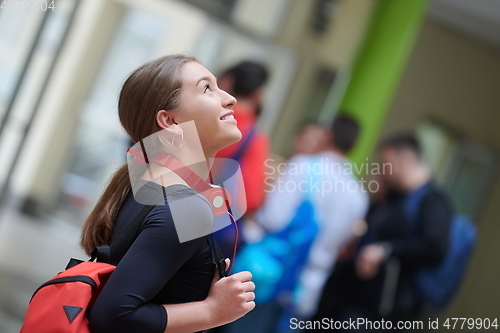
[156, 110, 177, 129]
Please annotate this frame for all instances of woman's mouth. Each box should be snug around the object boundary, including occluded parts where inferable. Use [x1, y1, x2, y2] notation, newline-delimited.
[220, 114, 235, 121]
[220, 111, 236, 123]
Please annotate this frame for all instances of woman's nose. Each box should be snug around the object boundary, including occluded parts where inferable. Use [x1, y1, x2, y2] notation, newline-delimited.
[221, 90, 237, 108]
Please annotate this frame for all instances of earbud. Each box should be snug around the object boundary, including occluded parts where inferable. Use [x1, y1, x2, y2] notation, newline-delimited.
[205, 186, 232, 216]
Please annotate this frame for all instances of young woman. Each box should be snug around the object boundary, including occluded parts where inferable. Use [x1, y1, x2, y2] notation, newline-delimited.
[80, 55, 255, 333]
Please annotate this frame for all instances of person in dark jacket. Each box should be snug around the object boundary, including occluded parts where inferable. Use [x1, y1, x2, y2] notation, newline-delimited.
[309, 132, 452, 332]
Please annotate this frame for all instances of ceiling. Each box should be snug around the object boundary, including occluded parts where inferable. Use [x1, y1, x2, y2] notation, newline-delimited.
[428, 0, 500, 47]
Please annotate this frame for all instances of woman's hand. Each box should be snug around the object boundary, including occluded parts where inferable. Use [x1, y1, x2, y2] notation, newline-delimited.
[204, 259, 256, 326]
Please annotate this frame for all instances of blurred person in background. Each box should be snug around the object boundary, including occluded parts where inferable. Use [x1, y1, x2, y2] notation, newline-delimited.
[225, 115, 368, 333]
[79, 55, 256, 333]
[335, 174, 388, 263]
[256, 122, 327, 202]
[213, 61, 270, 256]
[292, 122, 330, 156]
[241, 122, 329, 244]
[216, 60, 270, 213]
[289, 116, 369, 321]
[310, 132, 452, 332]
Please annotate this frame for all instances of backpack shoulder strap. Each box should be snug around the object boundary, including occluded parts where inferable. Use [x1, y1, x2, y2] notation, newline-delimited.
[94, 185, 187, 264]
[404, 183, 433, 225]
[209, 233, 227, 278]
[106, 204, 155, 264]
[231, 126, 256, 162]
[205, 234, 227, 333]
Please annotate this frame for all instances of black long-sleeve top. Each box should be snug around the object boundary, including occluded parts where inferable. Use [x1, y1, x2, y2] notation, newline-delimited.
[374, 185, 452, 267]
[89, 181, 216, 333]
[310, 182, 453, 324]
[365, 183, 452, 316]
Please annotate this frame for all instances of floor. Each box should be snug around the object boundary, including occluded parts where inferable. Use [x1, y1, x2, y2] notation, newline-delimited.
[0, 201, 86, 332]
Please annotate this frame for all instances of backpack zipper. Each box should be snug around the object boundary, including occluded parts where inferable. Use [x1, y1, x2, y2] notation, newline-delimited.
[30, 276, 97, 302]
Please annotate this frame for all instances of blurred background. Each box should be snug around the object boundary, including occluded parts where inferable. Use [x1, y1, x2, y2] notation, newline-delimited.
[1, 0, 500, 331]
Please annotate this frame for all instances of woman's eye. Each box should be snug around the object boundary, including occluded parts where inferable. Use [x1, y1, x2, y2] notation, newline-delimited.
[204, 84, 211, 93]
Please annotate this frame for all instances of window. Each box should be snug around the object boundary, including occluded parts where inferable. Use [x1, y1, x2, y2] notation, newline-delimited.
[59, 9, 169, 215]
[417, 120, 498, 219]
[183, 0, 237, 20]
[0, 0, 78, 198]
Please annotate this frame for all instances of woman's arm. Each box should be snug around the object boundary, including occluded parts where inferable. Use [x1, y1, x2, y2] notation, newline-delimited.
[88, 194, 213, 332]
[162, 266, 255, 333]
[90, 193, 255, 333]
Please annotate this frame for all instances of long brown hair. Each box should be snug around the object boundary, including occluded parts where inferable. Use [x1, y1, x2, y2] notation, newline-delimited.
[80, 54, 197, 255]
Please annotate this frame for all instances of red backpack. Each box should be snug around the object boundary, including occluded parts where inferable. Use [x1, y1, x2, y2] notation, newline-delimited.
[20, 185, 227, 333]
[19, 204, 155, 333]
[20, 261, 114, 333]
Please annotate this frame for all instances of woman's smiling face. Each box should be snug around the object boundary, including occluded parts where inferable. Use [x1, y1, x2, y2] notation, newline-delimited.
[171, 61, 242, 155]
